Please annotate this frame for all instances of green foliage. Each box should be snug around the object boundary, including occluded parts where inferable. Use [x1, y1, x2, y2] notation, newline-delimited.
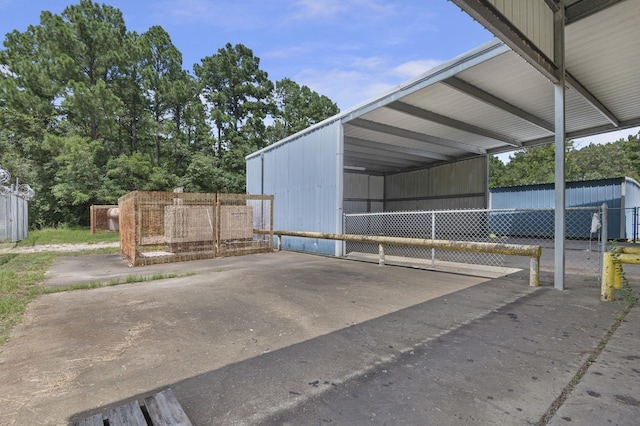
[0, 252, 54, 344]
[16, 226, 119, 246]
[1, 2, 339, 227]
[490, 132, 640, 188]
[268, 77, 339, 143]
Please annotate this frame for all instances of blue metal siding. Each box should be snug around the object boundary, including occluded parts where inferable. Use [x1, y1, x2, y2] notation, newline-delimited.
[246, 155, 262, 194]
[248, 123, 341, 255]
[489, 177, 640, 239]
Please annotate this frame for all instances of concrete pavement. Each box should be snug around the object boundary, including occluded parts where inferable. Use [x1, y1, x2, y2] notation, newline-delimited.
[0, 250, 638, 425]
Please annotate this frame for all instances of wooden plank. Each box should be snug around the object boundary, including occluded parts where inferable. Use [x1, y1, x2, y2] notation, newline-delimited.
[69, 413, 104, 426]
[106, 400, 148, 426]
[144, 388, 192, 426]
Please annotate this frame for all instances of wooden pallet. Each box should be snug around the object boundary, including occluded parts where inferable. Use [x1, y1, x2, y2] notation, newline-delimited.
[70, 388, 192, 426]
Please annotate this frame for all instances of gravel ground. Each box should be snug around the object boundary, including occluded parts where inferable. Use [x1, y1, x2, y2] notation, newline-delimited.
[0, 242, 119, 254]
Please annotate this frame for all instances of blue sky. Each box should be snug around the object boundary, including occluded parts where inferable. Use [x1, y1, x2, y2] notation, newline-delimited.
[0, 0, 637, 150]
[0, 0, 494, 110]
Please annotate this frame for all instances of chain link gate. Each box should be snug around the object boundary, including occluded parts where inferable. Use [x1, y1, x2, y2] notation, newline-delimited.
[344, 207, 606, 278]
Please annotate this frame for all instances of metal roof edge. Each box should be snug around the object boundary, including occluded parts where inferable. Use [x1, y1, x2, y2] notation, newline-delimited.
[491, 176, 633, 192]
[339, 38, 509, 123]
[247, 38, 509, 161]
[246, 117, 341, 160]
[624, 176, 640, 189]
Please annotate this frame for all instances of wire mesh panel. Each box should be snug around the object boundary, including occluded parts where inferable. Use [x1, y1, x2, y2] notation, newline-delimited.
[345, 207, 604, 277]
[119, 191, 217, 266]
[90, 205, 119, 234]
[217, 194, 273, 257]
[118, 191, 273, 266]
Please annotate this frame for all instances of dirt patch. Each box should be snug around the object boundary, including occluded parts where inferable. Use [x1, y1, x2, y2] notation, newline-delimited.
[0, 242, 119, 254]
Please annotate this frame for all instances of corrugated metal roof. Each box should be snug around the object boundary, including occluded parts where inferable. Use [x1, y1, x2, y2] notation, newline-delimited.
[247, 0, 640, 176]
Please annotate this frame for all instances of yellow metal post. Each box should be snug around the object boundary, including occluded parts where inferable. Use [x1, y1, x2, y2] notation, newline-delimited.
[601, 252, 615, 301]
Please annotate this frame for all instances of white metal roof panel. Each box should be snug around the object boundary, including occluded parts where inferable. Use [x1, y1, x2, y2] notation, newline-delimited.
[565, 0, 640, 122]
[454, 50, 555, 126]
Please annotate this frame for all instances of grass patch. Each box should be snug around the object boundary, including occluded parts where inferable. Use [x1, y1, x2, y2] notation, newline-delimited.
[0, 252, 55, 345]
[0, 251, 194, 346]
[16, 226, 119, 246]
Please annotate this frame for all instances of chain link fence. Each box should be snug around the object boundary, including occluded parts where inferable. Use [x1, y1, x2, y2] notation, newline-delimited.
[344, 207, 607, 277]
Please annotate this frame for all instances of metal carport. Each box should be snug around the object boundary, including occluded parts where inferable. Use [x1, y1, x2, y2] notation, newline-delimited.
[340, 0, 640, 289]
[247, 0, 640, 289]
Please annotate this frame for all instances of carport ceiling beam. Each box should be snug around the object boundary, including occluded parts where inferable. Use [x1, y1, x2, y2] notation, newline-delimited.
[348, 118, 486, 155]
[450, 0, 559, 82]
[565, 72, 620, 127]
[489, 116, 640, 153]
[344, 149, 426, 168]
[346, 137, 454, 162]
[387, 101, 522, 147]
[443, 77, 555, 133]
[565, 0, 626, 24]
[344, 159, 401, 173]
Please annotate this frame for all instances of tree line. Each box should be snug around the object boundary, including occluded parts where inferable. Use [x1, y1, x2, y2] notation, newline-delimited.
[0, 1, 338, 227]
[489, 135, 640, 188]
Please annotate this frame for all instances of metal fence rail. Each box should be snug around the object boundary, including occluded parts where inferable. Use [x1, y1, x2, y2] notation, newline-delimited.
[344, 207, 607, 278]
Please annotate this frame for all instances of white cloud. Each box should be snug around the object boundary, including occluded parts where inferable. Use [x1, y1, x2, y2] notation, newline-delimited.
[293, 56, 443, 111]
[391, 59, 444, 79]
[289, 0, 394, 21]
[293, 68, 389, 110]
[350, 56, 388, 71]
[153, 0, 270, 29]
[289, 0, 350, 20]
[155, 0, 217, 24]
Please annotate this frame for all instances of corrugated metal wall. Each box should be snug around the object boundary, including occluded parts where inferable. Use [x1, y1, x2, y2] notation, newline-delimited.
[624, 178, 640, 241]
[247, 122, 342, 255]
[488, 0, 554, 60]
[490, 177, 640, 239]
[491, 178, 624, 209]
[343, 173, 384, 214]
[385, 157, 487, 211]
[0, 191, 29, 242]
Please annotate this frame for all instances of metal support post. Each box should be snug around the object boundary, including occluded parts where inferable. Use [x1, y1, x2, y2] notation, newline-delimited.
[553, 1, 566, 290]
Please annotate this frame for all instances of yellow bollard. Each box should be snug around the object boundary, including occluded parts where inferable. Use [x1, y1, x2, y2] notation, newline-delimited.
[601, 250, 639, 301]
[621, 247, 640, 255]
[601, 252, 615, 301]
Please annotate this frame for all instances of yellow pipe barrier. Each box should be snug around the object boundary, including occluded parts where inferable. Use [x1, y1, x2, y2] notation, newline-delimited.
[260, 230, 542, 287]
[601, 247, 640, 301]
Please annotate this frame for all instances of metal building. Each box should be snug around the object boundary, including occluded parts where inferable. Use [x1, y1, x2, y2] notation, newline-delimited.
[246, 0, 640, 284]
[490, 177, 640, 240]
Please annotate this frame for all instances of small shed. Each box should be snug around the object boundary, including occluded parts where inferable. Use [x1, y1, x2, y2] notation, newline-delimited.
[490, 177, 640, 240]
